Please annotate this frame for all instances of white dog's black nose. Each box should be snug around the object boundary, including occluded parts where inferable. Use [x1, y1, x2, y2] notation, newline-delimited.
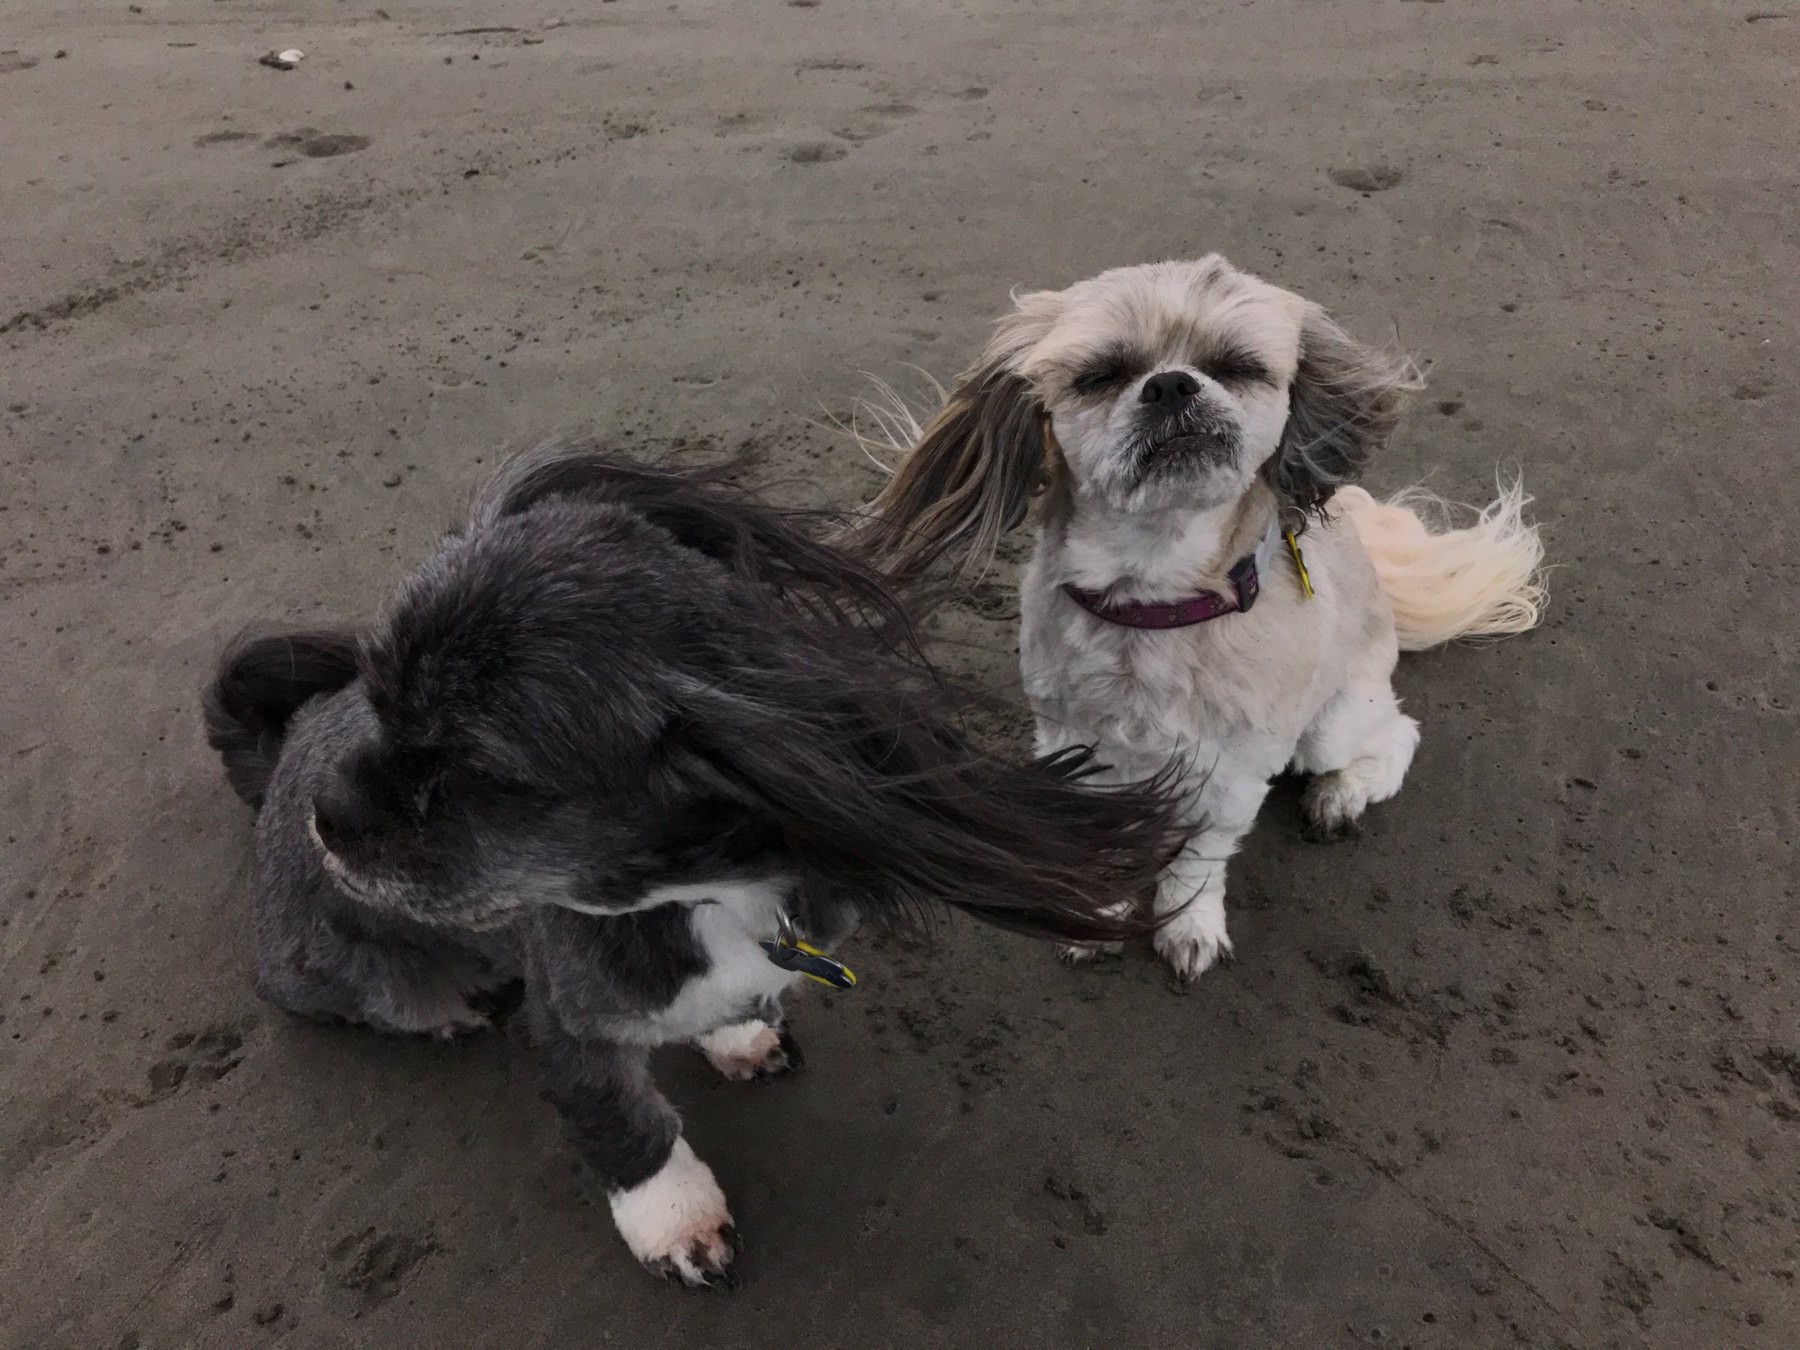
[1140, 370, 1201, 406]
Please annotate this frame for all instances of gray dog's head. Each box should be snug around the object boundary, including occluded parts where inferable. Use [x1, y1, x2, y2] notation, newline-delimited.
[308, 501, 744, 929]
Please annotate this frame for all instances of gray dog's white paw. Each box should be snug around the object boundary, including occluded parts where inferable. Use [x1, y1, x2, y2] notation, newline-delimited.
[611, 1139, 740, 1291]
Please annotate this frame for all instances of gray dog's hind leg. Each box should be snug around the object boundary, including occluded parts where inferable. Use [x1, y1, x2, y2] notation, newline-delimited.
[248, 749, 519, 1037]
[253, 912, 513, 1038]
[524, 987, 741, 1290]
[250, 854, 518, 1038]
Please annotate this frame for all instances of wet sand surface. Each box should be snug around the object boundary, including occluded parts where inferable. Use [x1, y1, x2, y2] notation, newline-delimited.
[2, 3, 1795, 1346]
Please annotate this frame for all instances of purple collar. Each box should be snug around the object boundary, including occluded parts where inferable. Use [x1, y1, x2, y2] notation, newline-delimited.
[1062, 530, 1273, 630]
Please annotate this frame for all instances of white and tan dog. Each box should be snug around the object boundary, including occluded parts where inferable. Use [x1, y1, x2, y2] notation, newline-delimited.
[856, 257, 1545, 981]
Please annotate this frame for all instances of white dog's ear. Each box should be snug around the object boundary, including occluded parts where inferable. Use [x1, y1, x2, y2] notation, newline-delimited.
[1262, 306, 1422, 521]
[859, 290, 1064, 577]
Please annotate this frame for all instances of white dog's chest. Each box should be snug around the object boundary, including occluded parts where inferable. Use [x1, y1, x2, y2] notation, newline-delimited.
[1025, 617, 1277, 747]
[1032, 643, 1207, 753]
[1018, 569, 1335, 793]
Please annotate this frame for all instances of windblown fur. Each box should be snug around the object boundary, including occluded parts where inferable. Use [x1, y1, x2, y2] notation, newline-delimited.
[1334, 481, 1545, 650]
[203, 438, 1189, 1288]
[851, 256, 1547, 983]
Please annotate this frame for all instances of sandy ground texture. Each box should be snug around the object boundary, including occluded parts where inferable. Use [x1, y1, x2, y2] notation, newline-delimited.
[3, 1, 1796, 1346]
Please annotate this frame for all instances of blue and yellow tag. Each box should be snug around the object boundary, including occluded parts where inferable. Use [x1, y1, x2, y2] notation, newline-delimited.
[761, 935, 858, 990]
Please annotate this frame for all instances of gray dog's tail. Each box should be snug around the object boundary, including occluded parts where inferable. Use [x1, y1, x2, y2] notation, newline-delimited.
[203, 630, 360, 810]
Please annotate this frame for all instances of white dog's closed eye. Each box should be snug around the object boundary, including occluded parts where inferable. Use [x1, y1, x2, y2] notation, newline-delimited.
[858, 254, 1546, 980]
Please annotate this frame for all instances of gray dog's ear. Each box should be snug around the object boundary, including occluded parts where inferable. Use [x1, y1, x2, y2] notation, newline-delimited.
[1262, 306, 1422, 521]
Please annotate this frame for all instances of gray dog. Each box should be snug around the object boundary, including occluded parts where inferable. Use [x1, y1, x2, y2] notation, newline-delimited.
[203, 442, 1185, 1288]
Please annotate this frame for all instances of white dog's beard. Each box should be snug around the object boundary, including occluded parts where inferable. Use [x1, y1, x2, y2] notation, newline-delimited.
[1128, 430, 1242, 489]
[1125, 404, 1241, 464]
[1111, 444, 1251, 513]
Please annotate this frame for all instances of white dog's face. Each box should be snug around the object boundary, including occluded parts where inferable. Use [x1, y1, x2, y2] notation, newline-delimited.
[1007, 259, 1309, 513]
[863, 253, 1418, 577]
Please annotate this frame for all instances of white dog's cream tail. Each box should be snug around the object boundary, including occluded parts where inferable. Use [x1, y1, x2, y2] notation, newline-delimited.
[1335, 479, 1546, 651]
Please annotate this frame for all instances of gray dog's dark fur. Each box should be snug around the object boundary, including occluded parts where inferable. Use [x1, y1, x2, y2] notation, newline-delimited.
[203, 440, 1188, 1286]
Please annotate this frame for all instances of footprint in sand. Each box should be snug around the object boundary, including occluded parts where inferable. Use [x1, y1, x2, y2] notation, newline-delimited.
[333, 1227, 441, 1305]
[264, 128, 372, 159]
[1328, 165, 1405, 193]
[142, 1021, 249, 1102]
[785, 141, 849, 164]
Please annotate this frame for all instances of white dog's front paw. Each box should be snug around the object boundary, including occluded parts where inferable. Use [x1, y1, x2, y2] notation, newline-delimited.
[1057, 939, 1124, 966]
[1153, 905, 1233, 983]
[610, 1138, 740, 1290]
[1302, 772, 1370, 841]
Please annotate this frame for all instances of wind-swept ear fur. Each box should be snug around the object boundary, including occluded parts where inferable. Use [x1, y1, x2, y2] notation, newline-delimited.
[1262, 306, 1423, 525]
[855, 290, 1065, 579]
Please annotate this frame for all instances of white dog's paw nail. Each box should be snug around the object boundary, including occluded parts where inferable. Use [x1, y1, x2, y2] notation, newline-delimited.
[1301, 814, 1361, 845]
[611, 1140, 739, 1290]
[1302, 778, 1368, 841]
[1058, 941, 1123, 966]
[1154, 918, 1233, 983]
[696, 1020, 803, 1082]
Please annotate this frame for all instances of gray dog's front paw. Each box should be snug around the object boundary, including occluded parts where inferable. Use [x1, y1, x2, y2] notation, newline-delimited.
[695, 1019, 803, 1082]
[611, 1140, 740, 1290]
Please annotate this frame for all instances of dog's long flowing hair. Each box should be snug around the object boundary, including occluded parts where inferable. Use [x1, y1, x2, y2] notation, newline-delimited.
[205, 440, 1190, 944]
